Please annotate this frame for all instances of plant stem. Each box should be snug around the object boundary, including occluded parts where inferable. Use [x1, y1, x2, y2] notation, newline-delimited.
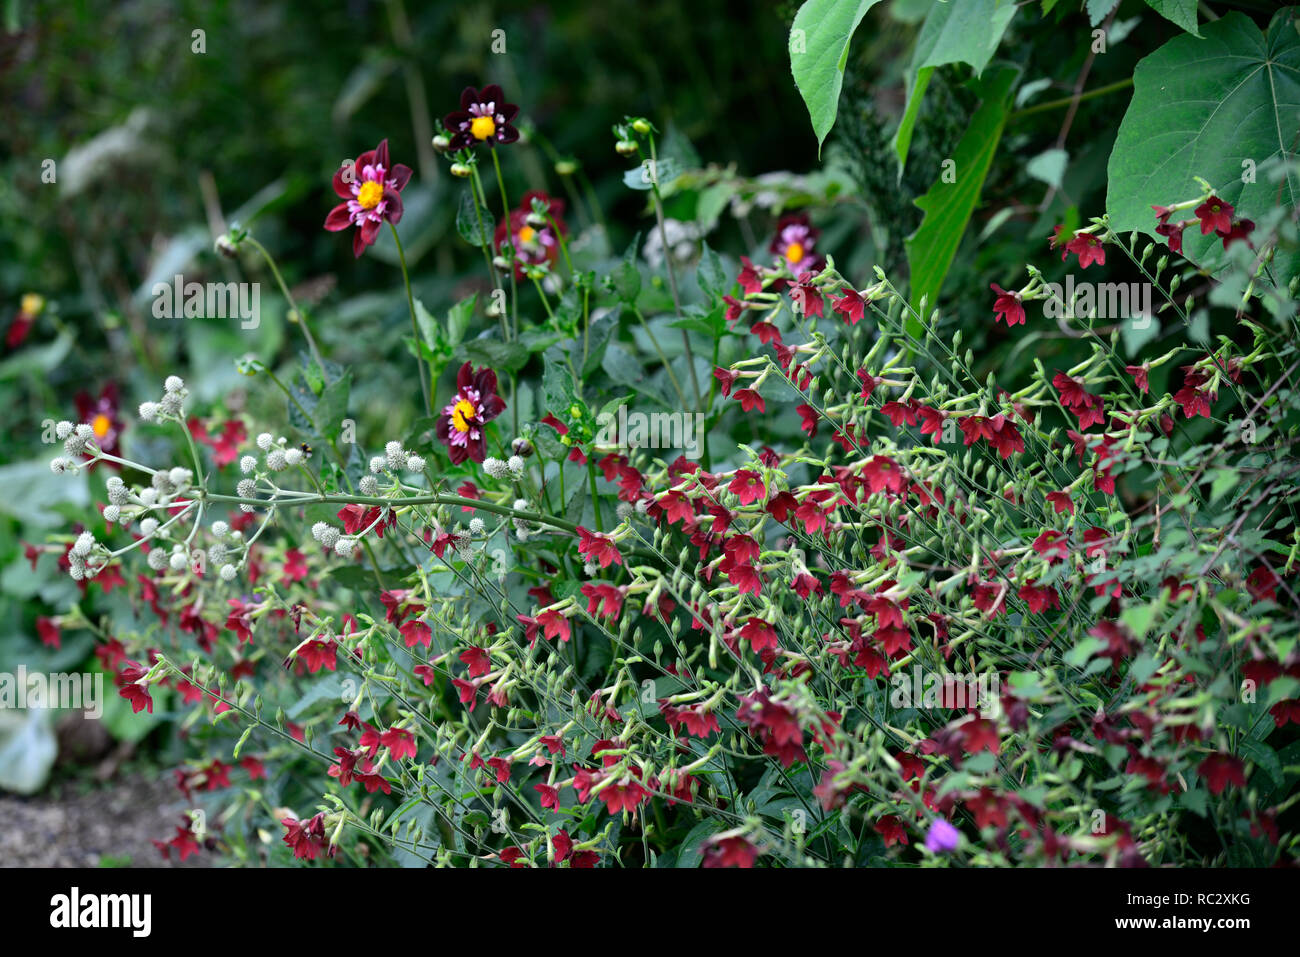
[388, 222, 432, 417]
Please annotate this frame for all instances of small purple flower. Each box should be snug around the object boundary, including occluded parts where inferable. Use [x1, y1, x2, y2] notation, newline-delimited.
[924, 818, 959, 853]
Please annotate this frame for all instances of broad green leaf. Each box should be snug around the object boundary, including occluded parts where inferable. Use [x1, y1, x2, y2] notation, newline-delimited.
[893, 0, 1019, 172]
[446, 293, 476, 350]
[455, 190, 494, 247]
[905, 65, 1019, 324]
[1107, 10, 1300, 287]
[1143, 0, 1200, 36]
[789, 0, 884, 155]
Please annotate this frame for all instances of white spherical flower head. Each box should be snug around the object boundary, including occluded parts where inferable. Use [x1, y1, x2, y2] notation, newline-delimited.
[164, 375, 185, 393]
[359, 475, 379, 496]
[169, 467, 191, 487]
[211, 520, 230, 538]
[334, 537, 357, 557]
[483, 457, 507, 479]
[311, 521, 330, 541]
[468, 517, 486, 536]
[284, 447, 304, 467]
[266, 448, 288, 471]
[506, 455, 525, 477]
[257, 432, 274, 451]
[369, 456, 386, 474]
[49, 457, 70, 475]
[55, 421, 74, 440]
[169, 552, 188, 571]
[219, 564, 237, 582]
[103, 504, 121, 523]
[140, 517, 160, 537]
[147, 548, 168, 571]
[138, 402, 159, 422]
[72, 532, 95, 557]
[405, 454, 425, 472]
[240, 455, 258, 474]
[385, 440, 408, 470]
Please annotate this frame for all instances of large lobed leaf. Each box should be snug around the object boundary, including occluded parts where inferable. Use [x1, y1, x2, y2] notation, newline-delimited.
[1107, 9, 1300, 285]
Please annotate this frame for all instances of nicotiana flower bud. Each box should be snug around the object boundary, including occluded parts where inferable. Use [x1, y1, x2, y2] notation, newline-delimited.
[483, 457, 508, 479]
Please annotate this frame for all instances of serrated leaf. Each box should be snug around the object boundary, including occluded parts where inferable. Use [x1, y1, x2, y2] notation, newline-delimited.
[1143, 0, 1199, 36]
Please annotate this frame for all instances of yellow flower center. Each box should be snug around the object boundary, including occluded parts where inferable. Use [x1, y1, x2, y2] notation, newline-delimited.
[451, 398, 477, 433]
[518, 225, 536, 243]
[92, 413, 112, 439]
[785, 242, 805, 264]
[470, 115, 497, 141]
[21, 293, 44, 315]
[357, 181, 384, 210]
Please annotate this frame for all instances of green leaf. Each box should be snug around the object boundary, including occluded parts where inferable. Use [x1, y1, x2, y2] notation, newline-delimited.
[696, 241, 729, 299]
[905, 64, 1019, 323]
[1107, 10, 1300, 287]
[414, 298, 440, 353]
[446, 293, 476, 350]
[461, 338, 529, 374]
[611, 238, 643, 304]
[1142, 0, 1199, 36]
[893, 0, 1019, 171]
[1087, 0, 1120, 26]
[455, 190, 494, 247]
[789, 0, 884, 156]
[315, 371, 352, 441]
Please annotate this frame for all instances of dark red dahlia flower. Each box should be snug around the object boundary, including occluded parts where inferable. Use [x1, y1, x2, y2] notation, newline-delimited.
[325, 139, 412, 257]
[495, 190, 567, 278]
[768, 212, 823, 275]
[435, 362, 507, 464]
[444, 84, 520, 150]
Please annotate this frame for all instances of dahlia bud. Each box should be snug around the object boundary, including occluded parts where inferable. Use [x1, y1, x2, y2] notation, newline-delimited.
[511, 437, 533, 458]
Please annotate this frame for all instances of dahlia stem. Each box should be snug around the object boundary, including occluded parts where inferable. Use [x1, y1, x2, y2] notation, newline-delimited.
[468, 167, 510, 342]
[388, 222, 432, 417]
[645, 133, 701, 410]
[489, 146, 519, 338]
[245, 235, 327, 376]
